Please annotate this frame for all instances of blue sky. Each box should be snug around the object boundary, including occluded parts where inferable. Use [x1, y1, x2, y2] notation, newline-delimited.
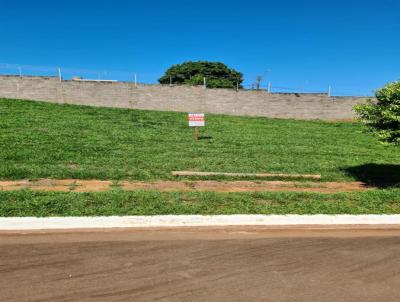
[1, 0, 399, 95]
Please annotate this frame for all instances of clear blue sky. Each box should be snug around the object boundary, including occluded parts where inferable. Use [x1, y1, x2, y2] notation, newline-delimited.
[1, 0, 399, 95]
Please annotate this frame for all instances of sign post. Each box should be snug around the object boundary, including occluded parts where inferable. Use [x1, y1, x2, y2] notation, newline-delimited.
[188, 113, 205, 142]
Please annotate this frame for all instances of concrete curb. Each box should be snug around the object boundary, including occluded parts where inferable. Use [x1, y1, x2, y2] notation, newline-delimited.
[1, 215, 400, 230]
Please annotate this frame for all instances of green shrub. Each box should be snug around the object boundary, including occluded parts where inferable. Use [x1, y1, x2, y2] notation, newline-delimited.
[354, 81, 400, 145]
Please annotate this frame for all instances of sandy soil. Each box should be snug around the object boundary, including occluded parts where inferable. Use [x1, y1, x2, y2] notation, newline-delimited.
[0, 179, 372, 193]
[1, 228, 399, 302]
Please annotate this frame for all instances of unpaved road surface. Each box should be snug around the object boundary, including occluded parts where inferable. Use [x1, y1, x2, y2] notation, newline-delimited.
[1, 228, 400, 302]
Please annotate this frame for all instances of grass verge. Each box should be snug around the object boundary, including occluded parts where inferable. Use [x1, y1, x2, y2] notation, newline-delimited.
[1, 189, 400, 217]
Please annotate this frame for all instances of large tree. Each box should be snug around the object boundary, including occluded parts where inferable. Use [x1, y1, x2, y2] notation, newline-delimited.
[354, 80, 400, 145]
[158, 61, 243, 89]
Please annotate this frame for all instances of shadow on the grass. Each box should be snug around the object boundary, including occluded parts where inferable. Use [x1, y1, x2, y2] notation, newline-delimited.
[198, 136, 213, 140]
[342, 163, 400, 188]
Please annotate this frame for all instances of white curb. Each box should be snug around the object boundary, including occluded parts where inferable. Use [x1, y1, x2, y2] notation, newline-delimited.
[1, 215, 400, 230]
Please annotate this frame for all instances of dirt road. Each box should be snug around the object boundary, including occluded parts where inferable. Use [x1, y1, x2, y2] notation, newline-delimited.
[1, 228, 400, 301]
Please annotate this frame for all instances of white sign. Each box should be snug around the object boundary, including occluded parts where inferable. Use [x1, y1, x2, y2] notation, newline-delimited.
[188, 113, 205, 127]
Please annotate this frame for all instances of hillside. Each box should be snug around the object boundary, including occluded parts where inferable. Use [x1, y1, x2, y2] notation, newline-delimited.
[1, 98, 399, 216]
[1, 98, 398, 182]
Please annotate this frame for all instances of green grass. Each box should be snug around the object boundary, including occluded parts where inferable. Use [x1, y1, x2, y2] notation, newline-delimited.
[1, 98, 399, 182]
[1, 98, 400, 216]
[1, 189, 400, 217]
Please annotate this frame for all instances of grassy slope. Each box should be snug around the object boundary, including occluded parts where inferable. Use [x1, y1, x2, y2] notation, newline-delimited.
[1, 98, 399, 181]
[1, 98, 399, 216]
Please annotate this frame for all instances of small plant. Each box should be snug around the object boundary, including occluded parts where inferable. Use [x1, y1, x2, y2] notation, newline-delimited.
[68, 181, 79, 191]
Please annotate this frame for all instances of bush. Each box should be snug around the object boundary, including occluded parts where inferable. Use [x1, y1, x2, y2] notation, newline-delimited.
[354, 81, 400, 145]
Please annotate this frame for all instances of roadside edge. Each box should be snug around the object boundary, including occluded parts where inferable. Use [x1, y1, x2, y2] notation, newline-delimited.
[1, 214, 400, 230]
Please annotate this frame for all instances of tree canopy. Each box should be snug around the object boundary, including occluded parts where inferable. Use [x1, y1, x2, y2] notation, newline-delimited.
[158, 61, 243, 89]
[354, 80, 400, 145]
